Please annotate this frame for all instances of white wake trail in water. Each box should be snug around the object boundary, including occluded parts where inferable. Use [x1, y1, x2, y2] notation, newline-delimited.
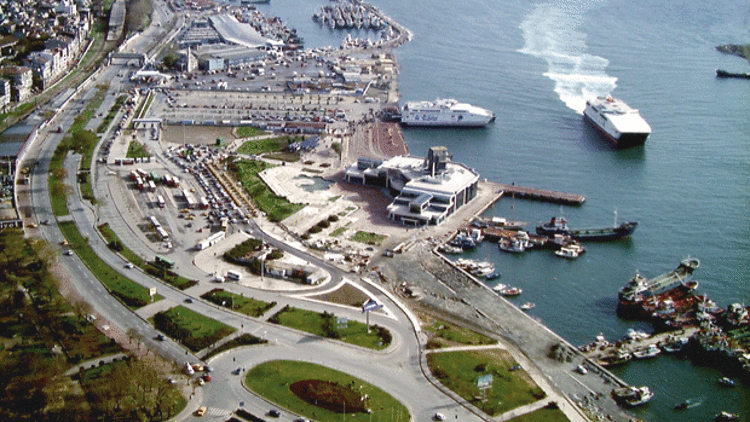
[518, 1, 617, 114]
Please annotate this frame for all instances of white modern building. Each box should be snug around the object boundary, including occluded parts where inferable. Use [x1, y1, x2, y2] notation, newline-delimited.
[344, 147, 479, 226]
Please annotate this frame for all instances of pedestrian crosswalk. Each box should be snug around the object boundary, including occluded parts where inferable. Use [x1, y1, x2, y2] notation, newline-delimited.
[205, 407, 233, 418]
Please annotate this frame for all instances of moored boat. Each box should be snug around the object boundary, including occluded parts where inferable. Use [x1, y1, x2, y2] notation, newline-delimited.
[597, 350, 632, 367]
[498, 286, 522, 296]
[618, 258, 700, 314]
[486, 270, 501, 280]
[520, 302, 535, 310]
[400, 98, 495, 127]
[555, 245, 581, 258]
[661, 337, 689, 353]
[632, 344, 661, 359]
[536, 213, 638, 241]
[611, 386, 654, 407]
[498, 231, 531, 253]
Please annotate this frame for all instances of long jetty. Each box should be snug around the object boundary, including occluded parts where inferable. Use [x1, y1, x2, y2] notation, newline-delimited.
[498, 184, 586, 205]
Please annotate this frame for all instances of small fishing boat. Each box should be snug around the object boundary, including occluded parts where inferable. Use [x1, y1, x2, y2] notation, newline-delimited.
[520, 302, 535, 310]
[555, 245, 581, 258]
[632, 344, 661, 359]
[611, 386, 654, 407]
[498, 286, 522, 296]
[486, 270, 501, 280]
[492, 283, 507, 293]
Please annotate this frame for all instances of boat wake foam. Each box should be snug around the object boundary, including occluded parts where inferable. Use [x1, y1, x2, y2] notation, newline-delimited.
[517, 1, 617, 114]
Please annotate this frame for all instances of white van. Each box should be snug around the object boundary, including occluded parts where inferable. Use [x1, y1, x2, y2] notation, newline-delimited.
[226, 270, 242, 281]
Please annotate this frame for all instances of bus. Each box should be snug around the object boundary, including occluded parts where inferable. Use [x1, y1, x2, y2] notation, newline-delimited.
[154, 255, 175, 270]
[226, 270, 242, 281]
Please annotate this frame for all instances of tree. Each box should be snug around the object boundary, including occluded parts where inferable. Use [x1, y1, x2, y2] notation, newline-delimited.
[161, 53, 178, 69]
[73, 300, 93, 325]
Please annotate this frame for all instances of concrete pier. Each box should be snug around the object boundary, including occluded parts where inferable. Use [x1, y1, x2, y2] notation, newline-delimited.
[499, 184, 586, 205]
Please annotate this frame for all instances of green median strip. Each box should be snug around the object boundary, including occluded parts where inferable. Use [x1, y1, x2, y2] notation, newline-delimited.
[59, 221, 161, 309]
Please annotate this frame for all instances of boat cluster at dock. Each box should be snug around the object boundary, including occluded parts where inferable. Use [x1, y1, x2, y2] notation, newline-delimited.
[471, 216, 599, 259]
[575, 257, 750, 415]
[312, 0, 388, 31]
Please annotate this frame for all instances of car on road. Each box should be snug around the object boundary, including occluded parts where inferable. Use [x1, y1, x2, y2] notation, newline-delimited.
[196, 406, 207, 416]
[184, 298, 193, 303]
[124, 263, 134, 269]
[63, 250, 73, 256]
[433, 413, 446, 421]
[233, 367, 242, 375]
[575, 364, 588, 375]
[156, 334, 165, 341]
[268, 409, 280, 418]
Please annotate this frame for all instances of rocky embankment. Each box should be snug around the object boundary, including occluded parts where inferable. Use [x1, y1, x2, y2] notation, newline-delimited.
[716, 43, 750, 60]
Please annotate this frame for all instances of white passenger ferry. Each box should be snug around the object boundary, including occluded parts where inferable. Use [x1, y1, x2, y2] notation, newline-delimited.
[400, 98, 495, 127]
[583, 96, 651, 148]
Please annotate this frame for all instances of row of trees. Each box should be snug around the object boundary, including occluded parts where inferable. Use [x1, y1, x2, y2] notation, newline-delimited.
[0, 229, 185, 421]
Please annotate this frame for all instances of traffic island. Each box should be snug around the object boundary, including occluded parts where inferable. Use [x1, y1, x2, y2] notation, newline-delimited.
[245, 360, 410, 422]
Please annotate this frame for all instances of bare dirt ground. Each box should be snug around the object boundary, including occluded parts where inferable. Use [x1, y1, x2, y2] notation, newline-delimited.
[161, 125, 238, 145]
[308, 282, 370, 308]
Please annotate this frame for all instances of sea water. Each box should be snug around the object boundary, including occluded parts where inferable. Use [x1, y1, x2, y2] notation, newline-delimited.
[259, 0, 750, 420]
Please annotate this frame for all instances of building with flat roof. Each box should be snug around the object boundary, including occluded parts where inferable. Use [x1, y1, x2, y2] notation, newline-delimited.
[344, 146, 479, 226]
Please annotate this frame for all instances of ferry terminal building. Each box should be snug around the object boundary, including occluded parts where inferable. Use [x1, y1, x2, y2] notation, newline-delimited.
[344, 146, 479, 226]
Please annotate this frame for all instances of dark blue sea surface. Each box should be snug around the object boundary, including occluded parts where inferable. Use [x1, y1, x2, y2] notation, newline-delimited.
[259, 0, 750, 420]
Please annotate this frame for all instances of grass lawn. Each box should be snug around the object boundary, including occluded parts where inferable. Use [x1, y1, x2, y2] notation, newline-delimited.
[127, 140, 151, 158]
[152, 306, 236, 352]
[229, 159, 305, 222]
[234, 126, 267, 138]
[269, 306, 390, 350]
[237, 136, 294, 155]
[58, 221, 160, 309]
[423, 317, 496, 349]
[508, 406, 570, 422]
[427, 349, 546, 416]
[350, 231, 387, 246]
[200, 289, 276, 317]
[245, 360, 410, 422]
[79, 359, 129, 384]
[330, 227, 347, 237]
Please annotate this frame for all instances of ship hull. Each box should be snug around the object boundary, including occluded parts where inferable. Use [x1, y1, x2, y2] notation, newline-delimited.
[570, 222, 638, 241]
[537, 222, 638, 241]
[400, 118, 492, 127]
